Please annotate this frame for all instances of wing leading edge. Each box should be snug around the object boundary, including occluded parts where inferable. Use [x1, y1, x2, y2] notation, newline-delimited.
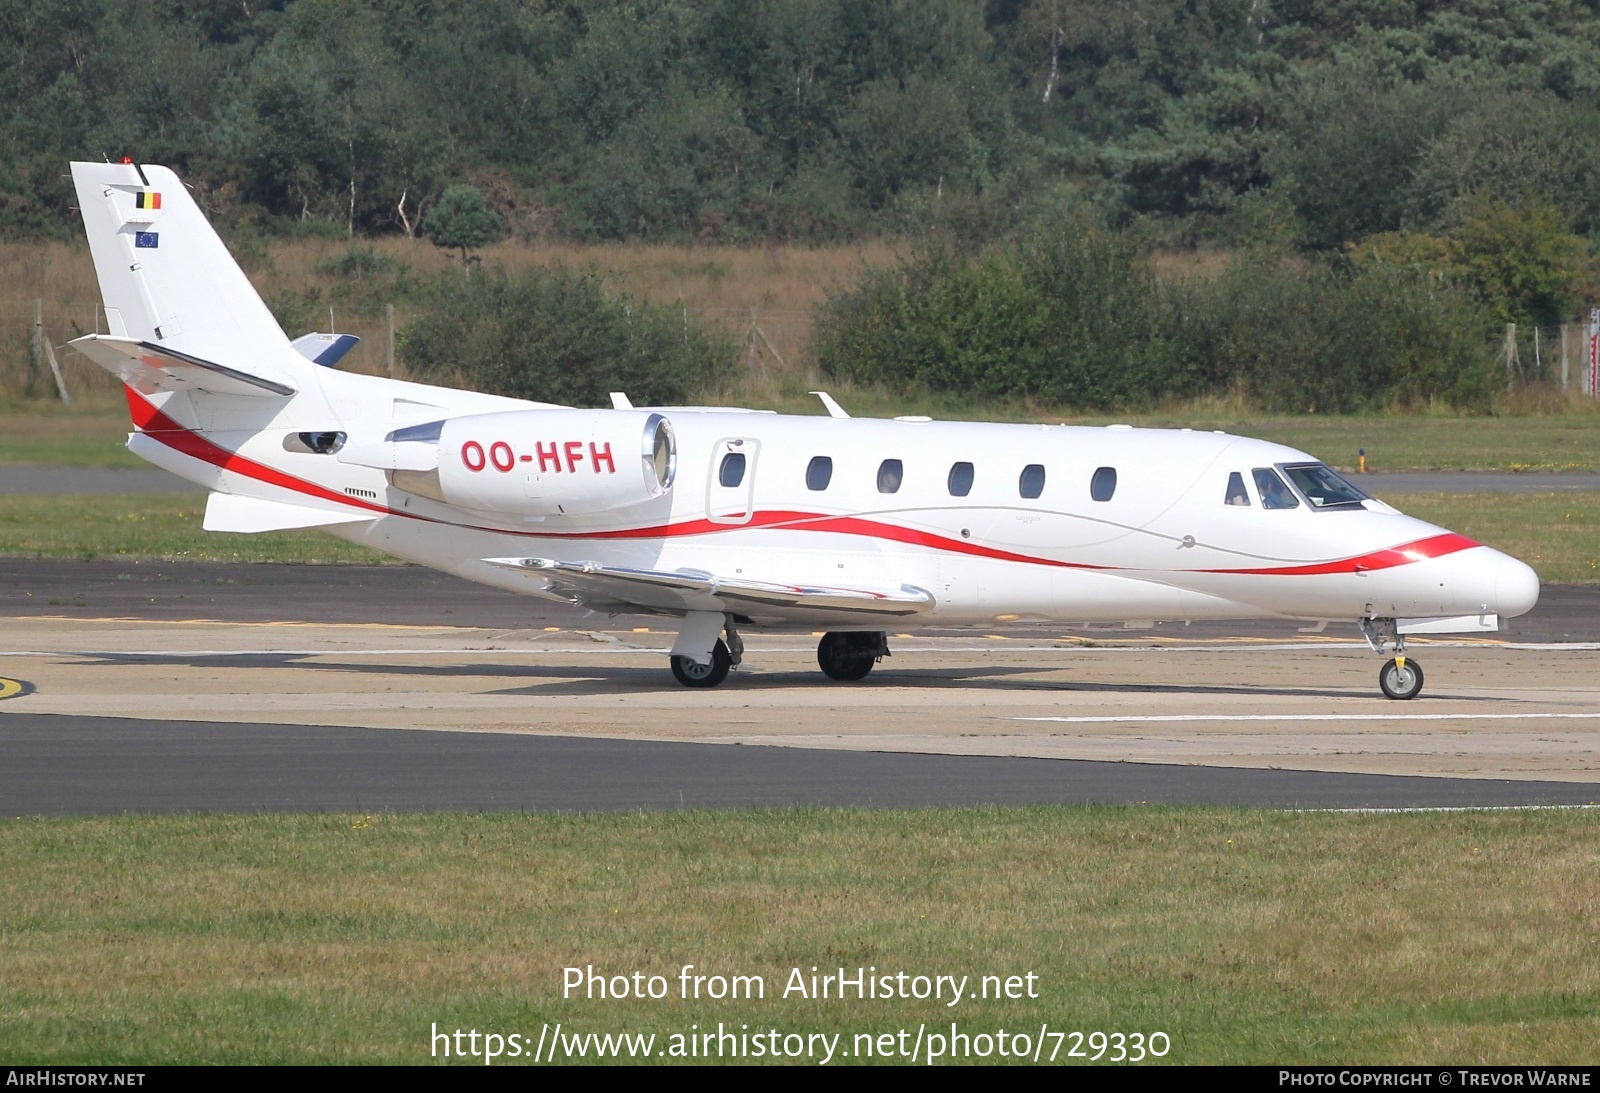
[483, 557, 934, 619]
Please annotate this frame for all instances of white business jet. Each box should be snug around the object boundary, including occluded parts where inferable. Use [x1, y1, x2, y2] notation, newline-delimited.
[67, 161, 1540, 699]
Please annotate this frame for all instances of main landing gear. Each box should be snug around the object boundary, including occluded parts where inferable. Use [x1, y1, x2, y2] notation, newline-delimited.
[667, 616, 891, 688]
[670, 639, 732, 688]
[817, 631, 890, 682]
[1361, 617, 1424, 700]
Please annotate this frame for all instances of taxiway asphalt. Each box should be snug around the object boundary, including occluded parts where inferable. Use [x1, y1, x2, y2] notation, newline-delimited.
[1, 559, 1597, 814]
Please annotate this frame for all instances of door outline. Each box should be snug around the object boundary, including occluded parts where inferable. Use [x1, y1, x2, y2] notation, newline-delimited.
[706, 437, 760, 524]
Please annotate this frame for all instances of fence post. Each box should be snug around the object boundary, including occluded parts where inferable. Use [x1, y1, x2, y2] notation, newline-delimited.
[386, 303, 395, 378]
[1580, 310, 1593, 400]
[29, 299, 42, 398]
[1561, 323, 1572, 389]
[44, 338, 71, 406]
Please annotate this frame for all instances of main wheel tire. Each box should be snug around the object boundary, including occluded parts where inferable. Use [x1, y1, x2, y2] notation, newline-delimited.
[1378, 657, 1424, 700]
[671, 640, 731, 688]
[817, 632, 875, 681]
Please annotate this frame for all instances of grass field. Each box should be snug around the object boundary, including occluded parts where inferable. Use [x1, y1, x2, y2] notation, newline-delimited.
[2, 807, 1597, 1064]
[0, 490, 1592, 583]
[0, 493, 391, 564]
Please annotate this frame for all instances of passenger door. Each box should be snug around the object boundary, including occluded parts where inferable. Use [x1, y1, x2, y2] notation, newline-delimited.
[706, 437, 760, 524]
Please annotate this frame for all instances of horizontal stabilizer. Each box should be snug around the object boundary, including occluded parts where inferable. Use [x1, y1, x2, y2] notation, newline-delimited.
[1397, 614, 1503, 635]
[484, 557, 934, 617]
[204, 491, 377, 533]
[71, 335, 295, 397]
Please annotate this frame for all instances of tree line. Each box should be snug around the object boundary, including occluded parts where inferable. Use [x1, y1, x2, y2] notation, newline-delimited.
[10, 0, 1599, 412]
[4, 0, 1600, 259]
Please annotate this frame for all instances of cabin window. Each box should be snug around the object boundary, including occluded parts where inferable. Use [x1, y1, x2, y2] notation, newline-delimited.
[947, 462, 975, 497]
[877, 459, 903, 494]
[1252, 467, 1300, 510]
[806, 455, 833, 491]
[1090, 466, 1117, 502]
[718, 452, 746, 488]
[1224, 471, 1251, 506]
[1019, 464, 1046, 499]
[1281, 463, 1369, 509]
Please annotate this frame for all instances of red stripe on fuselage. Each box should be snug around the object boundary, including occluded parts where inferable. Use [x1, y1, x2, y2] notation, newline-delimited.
[125, 386, 1480, 576]
[1195, 532, 1480, 575]
[125, 385, 392, 515]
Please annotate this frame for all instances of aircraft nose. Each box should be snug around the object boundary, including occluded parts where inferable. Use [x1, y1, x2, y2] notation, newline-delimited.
[1494, 553, 1540, 618]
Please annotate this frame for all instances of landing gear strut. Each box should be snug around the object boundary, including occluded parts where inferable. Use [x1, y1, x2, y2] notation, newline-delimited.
[817, 631, 889, 681]
[668, 613, 741, 688]
[1360, 617, 1423, 700]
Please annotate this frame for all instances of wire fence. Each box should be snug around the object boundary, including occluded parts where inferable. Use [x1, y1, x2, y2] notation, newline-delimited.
[3, 301, 1597, 405]
[0, 302, 820, 404]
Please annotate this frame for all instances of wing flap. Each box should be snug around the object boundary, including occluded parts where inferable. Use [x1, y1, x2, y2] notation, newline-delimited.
[70, 334, 296, 397]
[483, 557, 935, 618]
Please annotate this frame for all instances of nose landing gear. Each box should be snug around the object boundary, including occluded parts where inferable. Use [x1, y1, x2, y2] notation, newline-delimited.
[1361, 618, 1423, 700]
[1378, 654, 1424, 700]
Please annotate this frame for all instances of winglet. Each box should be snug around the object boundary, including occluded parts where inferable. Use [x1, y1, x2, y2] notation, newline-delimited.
[610, 392, 634, 410]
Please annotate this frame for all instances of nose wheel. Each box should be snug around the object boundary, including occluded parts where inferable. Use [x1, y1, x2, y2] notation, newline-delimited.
[1378, 656, 1423, 700]
[1361, 618, 1425, 700]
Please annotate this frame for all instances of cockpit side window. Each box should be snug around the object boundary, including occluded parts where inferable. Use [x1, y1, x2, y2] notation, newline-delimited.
[1281, 462, 1370, 509]
[1224, 471, 1251, 506]
[1252, 467, 1299, 510]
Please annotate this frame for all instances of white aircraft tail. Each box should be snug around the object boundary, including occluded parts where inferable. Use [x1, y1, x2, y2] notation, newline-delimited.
[69, 160, 307, 397]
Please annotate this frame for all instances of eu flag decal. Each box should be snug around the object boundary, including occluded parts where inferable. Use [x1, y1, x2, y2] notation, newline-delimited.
[134, 231, 159, 248]
[135, 192, 161, 209]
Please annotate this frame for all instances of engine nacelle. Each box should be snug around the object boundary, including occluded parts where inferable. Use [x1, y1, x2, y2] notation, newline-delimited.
[419, 409, 676, 516]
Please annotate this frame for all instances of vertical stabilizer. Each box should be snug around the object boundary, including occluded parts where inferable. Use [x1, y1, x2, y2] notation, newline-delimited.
[70, 161, 302, 390]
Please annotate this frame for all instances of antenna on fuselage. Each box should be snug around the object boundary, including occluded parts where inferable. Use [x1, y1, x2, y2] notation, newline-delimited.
[809, 391, 849, 419]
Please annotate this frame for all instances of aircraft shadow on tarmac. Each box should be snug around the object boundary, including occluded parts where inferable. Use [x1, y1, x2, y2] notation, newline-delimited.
[66, 650, 1520, 702]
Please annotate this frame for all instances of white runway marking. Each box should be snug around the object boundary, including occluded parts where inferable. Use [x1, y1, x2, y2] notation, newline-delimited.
[1010, 712, 1600, 724]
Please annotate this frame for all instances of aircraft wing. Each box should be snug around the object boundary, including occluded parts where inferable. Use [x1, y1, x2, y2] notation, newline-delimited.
[483, 557, 935, 619]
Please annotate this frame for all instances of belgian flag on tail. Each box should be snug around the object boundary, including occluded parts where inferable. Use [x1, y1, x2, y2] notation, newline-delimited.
[135, 191, 161, 210]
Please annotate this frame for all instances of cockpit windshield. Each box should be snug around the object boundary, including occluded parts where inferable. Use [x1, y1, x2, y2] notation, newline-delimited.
[1280, 463, 1370, 510]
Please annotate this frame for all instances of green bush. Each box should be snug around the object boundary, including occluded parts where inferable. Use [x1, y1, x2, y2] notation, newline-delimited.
[1168, 256, 1498, 412]
[815, 226, 1499, 413]
[399, 266, 730, 407]
[814, 217, 1165, 407]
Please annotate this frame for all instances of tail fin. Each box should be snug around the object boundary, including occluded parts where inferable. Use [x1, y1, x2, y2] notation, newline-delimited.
[69, 161, 305, 394]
